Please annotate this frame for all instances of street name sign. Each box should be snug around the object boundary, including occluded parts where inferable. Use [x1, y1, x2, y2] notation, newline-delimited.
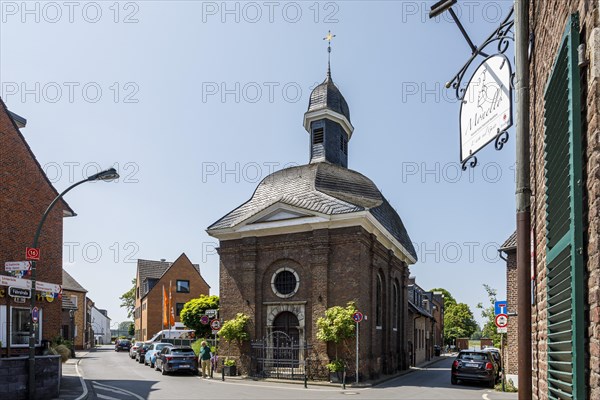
[0, 275, 32, 289]
[9, 287, 31, 298]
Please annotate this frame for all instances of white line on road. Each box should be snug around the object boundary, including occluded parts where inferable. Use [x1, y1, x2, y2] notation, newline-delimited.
[97, 393, 121, 400]
[92, 381, 145, 400]
[74, 363, 88, 400]
[482, 394, 491, 400]
[194, 376, 368, 393]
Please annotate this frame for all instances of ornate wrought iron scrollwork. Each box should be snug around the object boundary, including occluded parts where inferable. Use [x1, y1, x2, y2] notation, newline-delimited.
[461, 154, 478, 171]
[448, 7, 515, 101]
[495, 130, 510, 150]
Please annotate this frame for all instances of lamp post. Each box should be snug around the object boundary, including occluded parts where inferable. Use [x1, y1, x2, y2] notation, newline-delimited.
[28, 167, 118, 399]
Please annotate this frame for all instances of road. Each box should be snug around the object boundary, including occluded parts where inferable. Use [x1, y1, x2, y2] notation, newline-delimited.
[78, 346, 517, 400]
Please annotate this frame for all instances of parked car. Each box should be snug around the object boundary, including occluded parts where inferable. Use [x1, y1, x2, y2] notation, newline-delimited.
[129, 341, 143, 359]
[115, 339, 131, 352]
[135, 343, 151, 363]
[144, 343, 173, 368]
[155, 346, 198, 375]
[483, 348, 502, 380]
[451, 350, 498, 388]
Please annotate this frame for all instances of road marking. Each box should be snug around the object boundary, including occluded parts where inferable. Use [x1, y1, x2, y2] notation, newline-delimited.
[92, 381, 145, 400]
[74, 362, 88, 400]
[482, 394, 491, 400]
[193, 376, 368, 393]
[97, 394, 121, 400]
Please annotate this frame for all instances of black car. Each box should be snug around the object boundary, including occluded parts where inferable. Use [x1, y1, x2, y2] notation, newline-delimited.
[115, 339, 131, 352]
[155, 346, 198, 375]
[135, 343, 151, 363]
[451, 350, 498, 388]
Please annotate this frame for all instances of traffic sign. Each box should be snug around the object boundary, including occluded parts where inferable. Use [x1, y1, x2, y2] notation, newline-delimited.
[205, 309, 218, 317]
[352, 311, 364, 323]
[8, 287, 31, 298]
[497, 327, 508, 334]
[200, 315, 210, 325]
[495, 313, 508, 328]
[26, 248, 40, 261]
[210, 319, 221, 330]
[494, 301, 508, 316]
[5, 261, 32, 272]
[212, 329, 220, 335]
[32, 307, 39, 323]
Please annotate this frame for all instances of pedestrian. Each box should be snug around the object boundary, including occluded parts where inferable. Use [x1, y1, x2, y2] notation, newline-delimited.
[199, 341, 212, 378]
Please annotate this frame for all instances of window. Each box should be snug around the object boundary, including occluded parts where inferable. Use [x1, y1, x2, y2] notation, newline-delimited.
[376, 273, 383, 328]
[271, 267, 300, 298]
[176, 280, 190, 293]
[392, 282, 399, 330]
[313, 127, 324, 144]
[176, 303, 185, 317]
[11, 307, 41, 346]
[340, 134, 347, 154]
[543, 13, 585, 399]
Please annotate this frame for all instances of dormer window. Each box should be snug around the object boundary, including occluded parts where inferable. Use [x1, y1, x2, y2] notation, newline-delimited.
[340, 134, 348, 155]
[313, 128, 324, 144]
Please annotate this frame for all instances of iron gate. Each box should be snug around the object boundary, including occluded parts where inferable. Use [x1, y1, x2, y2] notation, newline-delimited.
[250, 331, 310, 380]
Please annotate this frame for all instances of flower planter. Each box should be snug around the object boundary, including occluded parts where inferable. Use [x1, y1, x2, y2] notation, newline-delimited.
[223, 365, 237, 376]
[329, 371, 345, 383]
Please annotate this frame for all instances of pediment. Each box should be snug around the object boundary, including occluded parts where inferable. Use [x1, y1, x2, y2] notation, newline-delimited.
[253, 208, 313, 223]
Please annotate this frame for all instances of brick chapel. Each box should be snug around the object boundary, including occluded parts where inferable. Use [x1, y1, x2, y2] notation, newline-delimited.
[208, 58, 418, 378]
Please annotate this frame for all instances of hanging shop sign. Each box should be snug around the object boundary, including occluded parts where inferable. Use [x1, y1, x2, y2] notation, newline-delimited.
[459, 54, 512, 163]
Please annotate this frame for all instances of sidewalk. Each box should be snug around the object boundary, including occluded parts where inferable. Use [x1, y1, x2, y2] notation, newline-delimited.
[55, 349, 92, 400]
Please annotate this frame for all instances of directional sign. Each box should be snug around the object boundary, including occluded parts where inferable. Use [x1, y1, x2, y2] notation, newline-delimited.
[352, 311, 364, 323]
[494, 301, 508, 316]
[5, 261, 32, 272]
[26, 247, 40, 261]
[200, 315, 210, 325]
[35, 281, 61, 294]
[495, 314, 508, 328]
[9, 287, 31, 298]
[0, 275, 32, 289]
[210, 319, 221, 330]
[32, 306, 39, 323]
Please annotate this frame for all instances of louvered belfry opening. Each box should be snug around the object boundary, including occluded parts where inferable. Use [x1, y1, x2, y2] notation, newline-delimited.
[543, 13, 585, 400]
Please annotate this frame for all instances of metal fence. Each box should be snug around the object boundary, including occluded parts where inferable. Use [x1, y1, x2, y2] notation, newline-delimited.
[249, 332, 311, 380]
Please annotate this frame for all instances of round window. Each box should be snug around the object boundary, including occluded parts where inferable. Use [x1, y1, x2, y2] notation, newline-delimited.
[271, 268, 299, 298]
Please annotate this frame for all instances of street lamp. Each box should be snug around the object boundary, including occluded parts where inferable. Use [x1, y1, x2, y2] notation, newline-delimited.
[28, 167, 118, 399]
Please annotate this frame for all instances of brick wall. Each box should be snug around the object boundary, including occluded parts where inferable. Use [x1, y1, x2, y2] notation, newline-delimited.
[529, 1, 600, 398]
[218, 226, 410, 379]
[504, 249, 518, 376]
[137, 254, 210, 341]
[0, 99, 68, 354]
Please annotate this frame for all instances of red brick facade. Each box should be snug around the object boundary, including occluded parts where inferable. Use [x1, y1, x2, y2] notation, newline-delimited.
[0, 99, 72, 356]
[528, 2, 600, 398]
[217, 226, 410, 379]
[134, 254, 210, 341]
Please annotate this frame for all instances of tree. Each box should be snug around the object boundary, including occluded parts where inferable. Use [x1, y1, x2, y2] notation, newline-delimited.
[316, 302, 357, 366]
[179, 295, 219, 337]
[477, 284, 501, 347]
[128, 323, 135, 337]
[118, 321, 133, 332]
[444, 303, 478, 345]
[119, 278, 136, 319]
[219, 313, 250, 347]
[429, 287, 457, 311]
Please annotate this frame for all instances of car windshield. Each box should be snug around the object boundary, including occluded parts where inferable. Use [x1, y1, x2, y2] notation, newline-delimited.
[156, 344, 170, 350]
[459, 352, 488, 361]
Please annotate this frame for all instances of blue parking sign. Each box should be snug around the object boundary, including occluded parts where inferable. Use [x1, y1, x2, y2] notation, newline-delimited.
[494, 301, 507, 316]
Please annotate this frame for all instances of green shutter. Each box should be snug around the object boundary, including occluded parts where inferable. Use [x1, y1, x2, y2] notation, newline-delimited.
[543, 13, 585, 400]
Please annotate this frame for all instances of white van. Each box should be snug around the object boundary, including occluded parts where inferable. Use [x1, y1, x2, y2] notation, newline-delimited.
[149, 329, 195, 343]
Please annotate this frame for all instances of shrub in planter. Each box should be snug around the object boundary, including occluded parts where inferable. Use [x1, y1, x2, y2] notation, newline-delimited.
[223, 358, 237, 376]
[327, 358, 346, 383]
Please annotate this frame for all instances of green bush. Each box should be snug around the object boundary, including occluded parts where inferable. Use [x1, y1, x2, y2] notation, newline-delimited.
[54, 345, 71, 362]
[326, 358, 345, 372]
[224, 358, 236, 367]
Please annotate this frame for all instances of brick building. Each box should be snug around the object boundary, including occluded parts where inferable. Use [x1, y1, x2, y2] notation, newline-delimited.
[61, 270, 94, 350]
[0, 99, 74, 356]
[134, 254, 210, 341]
[407, 278, 443, 366]
[208, 65, 417, 379]
[504, 2, 600, 398]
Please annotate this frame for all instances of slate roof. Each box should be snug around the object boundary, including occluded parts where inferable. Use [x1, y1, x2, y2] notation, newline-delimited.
[307, 74, 351, 123]
[62, 270, 87, 293]
[207, 162, 417, 262]
[500, 231, 517, 251]
[408, 301, 433, 318]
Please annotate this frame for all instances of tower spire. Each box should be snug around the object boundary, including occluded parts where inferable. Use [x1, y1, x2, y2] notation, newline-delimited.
[323, 30, 336, 81]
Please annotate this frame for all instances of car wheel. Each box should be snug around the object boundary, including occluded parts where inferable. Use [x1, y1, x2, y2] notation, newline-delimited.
[451, 376, 458, 385]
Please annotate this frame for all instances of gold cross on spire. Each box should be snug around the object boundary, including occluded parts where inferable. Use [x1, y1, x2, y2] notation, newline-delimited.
[323, 30, 336, 52]
[323, 31, 336, 80]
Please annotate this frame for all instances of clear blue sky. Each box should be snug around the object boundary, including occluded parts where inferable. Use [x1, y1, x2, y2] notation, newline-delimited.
[1, 1, 516, 327]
